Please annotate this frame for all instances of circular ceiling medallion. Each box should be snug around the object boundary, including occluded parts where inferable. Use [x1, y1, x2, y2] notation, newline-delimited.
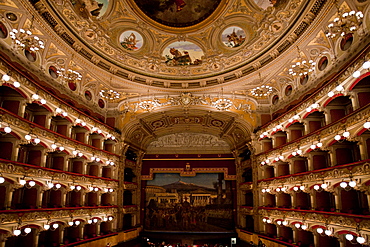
[221, 26, 246, 48]
[133, 0, 222, 27]
[119, 31, 143, 51]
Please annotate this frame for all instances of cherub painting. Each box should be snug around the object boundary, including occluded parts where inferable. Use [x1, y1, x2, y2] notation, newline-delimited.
[70, 0, 109, 18]
[222, 26, 246, 48]
[119, 31, 143, 51]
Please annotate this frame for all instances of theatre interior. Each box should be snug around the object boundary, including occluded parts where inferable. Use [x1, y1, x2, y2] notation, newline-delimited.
[0, 0, 370, 246]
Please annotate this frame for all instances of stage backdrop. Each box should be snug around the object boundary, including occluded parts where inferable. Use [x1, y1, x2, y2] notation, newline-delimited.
[144, 173, 234, 232]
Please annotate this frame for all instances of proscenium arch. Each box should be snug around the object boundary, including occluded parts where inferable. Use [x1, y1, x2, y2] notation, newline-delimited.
[121, 107, 254, 152]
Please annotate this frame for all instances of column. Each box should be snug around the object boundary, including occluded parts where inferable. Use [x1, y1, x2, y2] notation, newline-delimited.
[310, 193, 316, 210]
[6, 187, 14, 209]
[334, 192, 341, 212]
[40, 150, 48, 167]
[96, 223, 101, 236]
[19, 101, 27, 117]
[97, 193, 102, 206]
[37, 190, 44, 208]
[358, 139, 369, 160]
[79, 225, 84, 239]
[61, 191, 67, 207]
[59, 228, 65, 245]
[33, 231, 40, 247]
[45, 113, 53, 130]
[81, 192, 86, 206]
[349, 91, 360, 111]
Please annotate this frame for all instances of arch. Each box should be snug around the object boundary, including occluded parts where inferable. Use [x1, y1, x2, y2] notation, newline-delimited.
[349, 72, 370, 91]
[1, 83, 28, 99]
[323, 93, 345, 107]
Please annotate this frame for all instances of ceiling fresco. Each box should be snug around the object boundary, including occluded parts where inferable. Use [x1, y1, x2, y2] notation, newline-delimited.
[133, 0, 222, 27]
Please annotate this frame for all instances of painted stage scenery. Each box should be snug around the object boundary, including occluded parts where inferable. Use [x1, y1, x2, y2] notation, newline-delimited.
[134, 0, 222, 27]
[221, 26, 246, 48]
[144, 173, 234, 232]
[163, 41, 203, 66]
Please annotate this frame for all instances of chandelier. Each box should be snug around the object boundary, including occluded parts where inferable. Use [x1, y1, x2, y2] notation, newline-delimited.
[250, 85, 273, 98]
[288, 47, 316, 77]
[100, 89, 121, 101]
[249, 73, 274, 98]
[137, 98, 161, 112]
[9, 17, 44, 52]
[212, 88, 234, 111]
[325, 1, 363, 38]
[56, 67, 82, 82]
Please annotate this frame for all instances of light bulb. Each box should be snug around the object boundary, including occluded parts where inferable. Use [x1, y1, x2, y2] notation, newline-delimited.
[266, 219, 271, 224]
[310, 144, 316, 150]
[75, 220, 80, 226]
[343, 131, 350, 138]
[349, 180, 356, 187]
[108, 216, 113, 221]
[357, 236, 365, 244]
[363, 61, 370, 69]
[316, 228, 323, 234]
[4, 126, 11, 133]
[301, 225, 307, 230]
[340, 181, 348, 188]
[282, 221, 288, 226]
[53, 223, 59, 229]
[25, 134, 32, 141]
[364, 122, 370, 129]
[277, 220, 282, 225]
[314, 185, 320, 190]
[70, 185, 75, 190]
[24, 227, 31, 234]
[325, 229, 332, 236]
[88, 219, 92, 224]
[317, 142, 323, 148]
[266, 189, 270, 193]
[76, 185, 81, 190]
[0, 177, 4, 183]
[94, 187, 99, 192]
[293, 186, 299, 191]
[75, 119, 81, 124]
[28, 180, 36, 187]
[300, 185, 305, 190]
[295, 223, 301, 228]
[47, 182, 54, 188]
[336, 85, 344, 91]
[281, 187, 286, 192]
[13, 81, 20, 88]
[346, 234, 354, 241]
[51, 143, 57, 149]
[40, 99, 46, 104]
[262, 189, 266, 193]
[321, 183, 327, 189]
[68, 221, 74, 226]
[32, 94, 39, 100]
[334, 135, 341, 141]
[353, 71, 361, 78]
[2, 74, 10, 81]
[328, 91, 334, 97]
[109, 188, 114, 192]
[44, 224, 50, 230]
[93, 218, 98, 223]
[34, 138, 41, 144]
[276, 188, 280, 192]
[55, 183, 61, 189]
[13, 229, 21, 236]
[20, 179, 26, 185]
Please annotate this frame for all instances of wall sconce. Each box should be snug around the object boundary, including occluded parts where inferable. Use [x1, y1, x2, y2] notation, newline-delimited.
[334, 130, 350, 141]
[55, 107, 68, 117]
[25, 130, 41, 145]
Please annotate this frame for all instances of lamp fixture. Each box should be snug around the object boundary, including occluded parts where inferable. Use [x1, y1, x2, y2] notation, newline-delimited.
[51, 142, 64, 152]
[249, 73, 274, 98]
[56, 67, 82, 83]
[55, 107, 68, 117]
[288, 47, 316, 77]
[325, 1, 363, 39]
[72, 149, 84, 157]
[100, 89, 121, 101]
[334, 130, 350, 141]
[0, 174, 4, 184]
[9, 17, 44, 52]
[0, 118, 12, 135]
[25, 130, 41, 145]
[212, 88, 234, 111]
[293, 185, 305, 192]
